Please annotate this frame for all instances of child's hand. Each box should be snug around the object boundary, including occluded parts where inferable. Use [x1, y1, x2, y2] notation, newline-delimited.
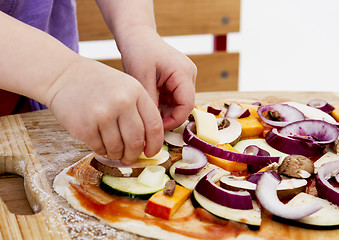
[46, 57, 164, 165]
[117, 26, 197, 130]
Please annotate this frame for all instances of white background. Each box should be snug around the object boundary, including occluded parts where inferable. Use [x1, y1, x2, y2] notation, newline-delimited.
[79, 0, 339, 92]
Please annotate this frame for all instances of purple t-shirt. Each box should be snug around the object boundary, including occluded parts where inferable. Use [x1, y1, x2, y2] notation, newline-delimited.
[0, 0, 79, 110]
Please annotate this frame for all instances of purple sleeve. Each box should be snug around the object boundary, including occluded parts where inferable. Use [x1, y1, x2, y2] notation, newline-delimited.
[30, 99, 48, 111]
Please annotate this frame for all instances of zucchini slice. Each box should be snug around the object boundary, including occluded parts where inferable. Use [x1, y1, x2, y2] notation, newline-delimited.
[101, 174, 170, 199]
[193, 190, 262, 226]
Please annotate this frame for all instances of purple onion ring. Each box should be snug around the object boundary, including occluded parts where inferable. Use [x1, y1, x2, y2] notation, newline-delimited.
[307, 99, 335, 114]
[257, 104, 305, 127]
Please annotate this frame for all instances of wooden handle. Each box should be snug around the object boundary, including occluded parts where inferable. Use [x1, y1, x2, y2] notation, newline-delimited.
[0, 115, 70, 240]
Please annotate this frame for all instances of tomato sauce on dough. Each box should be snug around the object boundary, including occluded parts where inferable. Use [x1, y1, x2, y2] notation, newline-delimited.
[67, 158, 249, 240]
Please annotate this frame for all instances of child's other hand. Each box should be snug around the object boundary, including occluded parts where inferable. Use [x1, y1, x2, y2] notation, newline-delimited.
[46, 57, 164, 165]
[118, 26, 197, 130]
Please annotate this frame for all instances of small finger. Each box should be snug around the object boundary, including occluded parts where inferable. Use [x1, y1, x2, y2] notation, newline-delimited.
[118, 106, 146, 165]
[82, 126, 108, 157]
[137, 94, 164, 158]
[162, 79, 195, 130]
[99, 118, 124, 161]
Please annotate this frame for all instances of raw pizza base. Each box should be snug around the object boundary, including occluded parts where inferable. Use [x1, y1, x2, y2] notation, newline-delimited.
[53, 153, 339, 240]
[53, 97, 339, 240]
[54, 153, 257, 240]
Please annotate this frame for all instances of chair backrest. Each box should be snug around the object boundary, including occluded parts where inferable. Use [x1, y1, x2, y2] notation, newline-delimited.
[77, 0, 240, 92]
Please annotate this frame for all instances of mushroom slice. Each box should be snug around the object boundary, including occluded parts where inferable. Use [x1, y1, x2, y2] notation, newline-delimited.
[278, 155, 314, 179]
[90, 149, 171, 177]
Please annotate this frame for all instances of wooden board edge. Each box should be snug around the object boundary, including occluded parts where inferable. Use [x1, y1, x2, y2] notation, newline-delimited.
[0, 114, 71, 240]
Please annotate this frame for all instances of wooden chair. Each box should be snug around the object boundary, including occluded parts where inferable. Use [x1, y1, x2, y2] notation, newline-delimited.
[76, 0, 240, 92]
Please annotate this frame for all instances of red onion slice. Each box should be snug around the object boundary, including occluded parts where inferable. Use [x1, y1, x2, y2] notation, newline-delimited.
[284, 101, 337, 125]
[246, 170, 281, 184]
[175, 145, 208, 175]
[279, 120, 339, 145]
[307, 99, 335, 114]
[225, 103, 250, 119]
[252, 102, 262, 106]
[222, 175, 307, 201]
[265, 120, 339, 157]
[207, 106, 222, 116]
[257, 104, 305, 127]
[336, 173, 339, 184]
[243, 145, 271, 172]
[243, 145, 270, 157]
[265, 128, 325, 157]
[184, 122, 280, 166]
[316, 160, 339, 206]
[239, 109, 250, 118]
[195, 170, 253, 210]
[256, 172, 322, 220]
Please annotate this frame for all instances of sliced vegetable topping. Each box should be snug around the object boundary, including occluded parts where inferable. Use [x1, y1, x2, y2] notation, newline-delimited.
[207, 106, 222, 116]
[195, 170, 253, 210]
[243, 145, 272, 172]
[170, 161, 229, 190]
[252, 102, 262, 106]
[191, 108, 220, 145]
[313, 151, 339, 174]
[307, 99, 335, 114]
[257, 104, 305, 127]
[243, 145, 270, 157]
[95, 98, 339, 228]
[233, 138, 287, 159]
[316, 160, 339, 206]
[138, 166, 166, 187]
[184, 122, 279, 167]
[265, 120, 339, 157]
[265, 128, 324, 157]
[205, 143, 248, 172]
[225, 103, 250, 119]
[331, 104, 339, 122]
[193, 191, 262, 226]
[221, 174, 308, 201]
[164, 131, 184, 147]
[220, 176, 256, 198]
[246, 170, 281, 184]
[164, 120, 189, 147]
[278, 155, 314, 179]
[218, 118, 242, 145]
[256, 172, 322, 220]
[164, 180, 176, 197]
[145, 184, 191, 220]
[91, 148, 171, 177]
[286, 193, 339, 226]
[279, 120, 339, 145]
[284, 101, 337, 124]
[101, 173, 170, 199]
[175, 145, 208, 175]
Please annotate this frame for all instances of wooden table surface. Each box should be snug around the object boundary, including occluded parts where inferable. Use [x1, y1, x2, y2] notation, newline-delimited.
[1, 91, 339, 239]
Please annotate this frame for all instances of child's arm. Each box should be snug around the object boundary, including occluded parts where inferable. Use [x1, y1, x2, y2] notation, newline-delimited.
[0, 11, 78, 105]
[96, 0, 197, 130]
[0, 11, 164, 164]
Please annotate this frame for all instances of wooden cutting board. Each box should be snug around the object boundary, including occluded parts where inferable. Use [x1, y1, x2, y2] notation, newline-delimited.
[0, 91, 339, 240]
